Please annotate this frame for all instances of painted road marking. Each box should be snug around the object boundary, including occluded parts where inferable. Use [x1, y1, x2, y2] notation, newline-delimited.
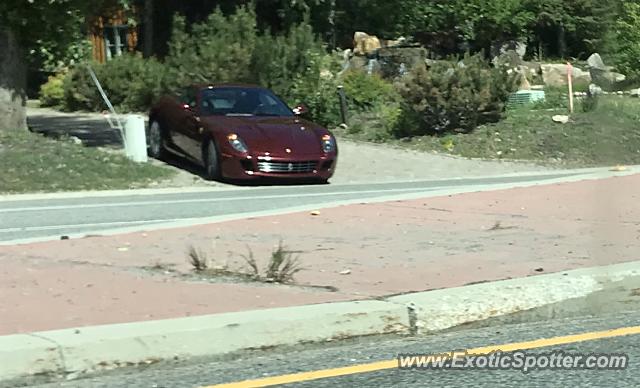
[0, 187, 437, 213]
[0, 218, 204, 233]
[205, 325, 640, 387]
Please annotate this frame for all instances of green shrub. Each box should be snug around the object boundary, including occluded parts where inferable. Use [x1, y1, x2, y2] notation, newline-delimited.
[62, 63, 100, 111]
[165, 6, 257, 91]
[338, 70, 404, 140]
[580, 93, 599, 112]
[348, 100, 403, 141]
[63, 54, 168, 112]
[531, 86, 568, 110]
[252, 21, 326, 98]
[341, 70, 401, 110]
[39, 72, 67, 107]
[288, 52, 342, 127]
[611, 2, 640, 83]
[396, 54, 518, 135]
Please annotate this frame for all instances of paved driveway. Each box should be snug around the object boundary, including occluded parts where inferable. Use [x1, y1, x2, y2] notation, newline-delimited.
[26, 107, 552, 187]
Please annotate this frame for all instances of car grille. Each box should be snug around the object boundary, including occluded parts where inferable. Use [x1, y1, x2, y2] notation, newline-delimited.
[257, 161, 317, 173]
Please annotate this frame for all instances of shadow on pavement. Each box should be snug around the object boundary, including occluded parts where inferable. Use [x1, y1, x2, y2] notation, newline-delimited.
[27, 114, 123, 147]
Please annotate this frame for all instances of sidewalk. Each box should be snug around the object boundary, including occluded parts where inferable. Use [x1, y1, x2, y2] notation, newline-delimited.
[1, 173, 639, 335]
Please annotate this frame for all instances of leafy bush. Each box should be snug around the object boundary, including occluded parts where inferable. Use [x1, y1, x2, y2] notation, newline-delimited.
[341, 70, 401, 110]
[252, 21, 325, 98]
[62, 54, 168, 112]
[338, 70, 404, 140]
[165, 6, 257, 91]
[396, 54, 518, 135]
[580, 93, 599, 112]
[531, 86, 568, 110]
[287, 52, 342, 127]
[39, 72, 67, 107]
[348, 100, 403, 142]
[611, 2, 640, 83]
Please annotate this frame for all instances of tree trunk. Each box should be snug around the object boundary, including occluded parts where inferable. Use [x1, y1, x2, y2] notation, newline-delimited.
[0, 28, 27, 131]
[143, 0, 154, 57]
[557, 24, 566, 59]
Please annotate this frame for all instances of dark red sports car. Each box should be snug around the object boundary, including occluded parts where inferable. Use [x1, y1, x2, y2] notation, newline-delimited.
[148, 84, 338, 182]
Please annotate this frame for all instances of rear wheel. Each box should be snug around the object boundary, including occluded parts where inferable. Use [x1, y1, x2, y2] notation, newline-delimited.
[148, 121, 166, 160]
[204, 139, 221, 181]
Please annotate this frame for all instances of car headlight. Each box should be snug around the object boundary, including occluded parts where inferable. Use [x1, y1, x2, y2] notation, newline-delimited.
[227, 133, 248, 153]
[321, 134, 335, 153]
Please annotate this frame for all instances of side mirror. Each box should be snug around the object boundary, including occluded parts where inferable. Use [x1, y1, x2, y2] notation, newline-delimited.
[182, 103, 196, 112]
[292, 103, 309, 116]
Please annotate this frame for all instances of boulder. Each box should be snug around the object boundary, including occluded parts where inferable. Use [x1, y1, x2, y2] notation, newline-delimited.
[588, 83, 603, 95]
[491, 40, 527, 61]
[587, 53, 606, 70]
[586, 53, 626, 90]
[629, 88, 640, 97]
[519, 74, 532, 90]
[541, 64, 591, 87]
[492, 50, 524, 68]
[590, 69, 626, 91]
[381, 37, 406, 48]
[347, 55, 368, 71]
[353, 31, 381, 56]
[377, 46, 428, 78]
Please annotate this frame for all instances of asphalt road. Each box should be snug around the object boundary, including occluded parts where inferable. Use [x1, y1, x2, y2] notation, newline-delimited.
[19, 286, 640, 388]
[0, 171, 581, 244]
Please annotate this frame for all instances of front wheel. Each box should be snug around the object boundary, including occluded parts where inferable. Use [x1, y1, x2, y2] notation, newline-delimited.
[148, 121, 166, 160]
[204, 139, 221, 181]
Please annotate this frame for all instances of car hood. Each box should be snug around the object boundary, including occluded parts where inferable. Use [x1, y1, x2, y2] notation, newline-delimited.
[202, 116, 328, 156]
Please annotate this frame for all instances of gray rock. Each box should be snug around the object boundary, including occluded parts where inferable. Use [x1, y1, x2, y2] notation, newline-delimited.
[590, 68, 626, 91]
[552, 115, 570, 124]
[589, 84, 603, 95]
[587, 53, 606, 70]
[586, 53, 626, 90]
[629, 88, 640, 97]
[491, 40, 527, 60]
[492, 50, 524, 68]
[541, 63, 591, 87]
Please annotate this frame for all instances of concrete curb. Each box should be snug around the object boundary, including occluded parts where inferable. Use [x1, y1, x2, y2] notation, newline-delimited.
[0, 301, 409, 382]
[388, 260, 640, 334]
[1, 261, 639, 383]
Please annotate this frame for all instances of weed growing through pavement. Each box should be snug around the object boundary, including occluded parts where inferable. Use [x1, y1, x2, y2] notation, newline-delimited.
[488, 221, 518, 231]
[188, 246, 211, 271]
[264, 241, 303, 283]
[187, 240, 305, 284]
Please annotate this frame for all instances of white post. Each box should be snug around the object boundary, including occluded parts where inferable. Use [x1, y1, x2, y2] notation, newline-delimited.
[124, 115, 148, 163]
[567, 62, 574, 114]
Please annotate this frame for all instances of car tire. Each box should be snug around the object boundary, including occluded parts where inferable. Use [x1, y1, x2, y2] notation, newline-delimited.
[204, 139, 221, 181]
[148, 120, 167, 160]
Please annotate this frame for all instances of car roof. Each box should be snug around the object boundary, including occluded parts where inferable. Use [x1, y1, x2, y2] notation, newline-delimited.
[192, 83, 266, 90]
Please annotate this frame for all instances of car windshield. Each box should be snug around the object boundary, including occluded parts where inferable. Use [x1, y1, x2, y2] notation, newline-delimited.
[200, 87, 294, 117]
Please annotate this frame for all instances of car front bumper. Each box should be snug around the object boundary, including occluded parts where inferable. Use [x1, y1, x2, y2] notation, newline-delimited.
[220, 153, 337, 181]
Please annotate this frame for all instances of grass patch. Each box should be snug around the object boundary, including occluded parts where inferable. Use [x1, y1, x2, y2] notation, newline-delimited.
[341, 96, 640, 167]
[0, 130, 175, 193]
